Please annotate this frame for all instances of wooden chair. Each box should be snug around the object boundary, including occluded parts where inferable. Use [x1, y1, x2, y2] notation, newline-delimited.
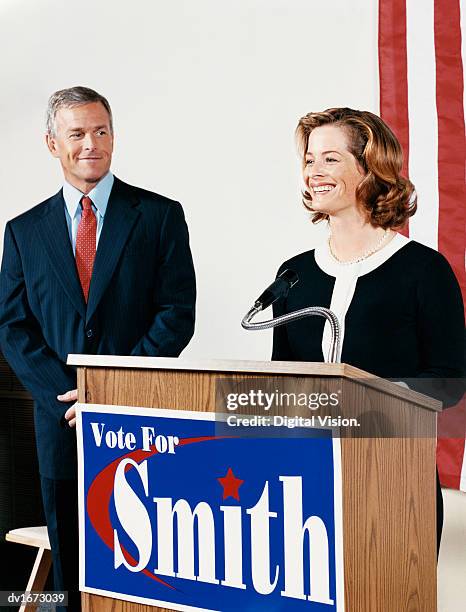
[6, 526, 51, 611]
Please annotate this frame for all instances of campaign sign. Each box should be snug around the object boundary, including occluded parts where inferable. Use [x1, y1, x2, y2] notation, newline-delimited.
[77, 404, 345, 611]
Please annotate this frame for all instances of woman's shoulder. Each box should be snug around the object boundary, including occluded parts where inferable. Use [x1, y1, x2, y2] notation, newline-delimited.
[393, 240, 462, 306]
[395, 239, 455, 275]
[276, 249, 319, 275]
[278, 248, 319, 268]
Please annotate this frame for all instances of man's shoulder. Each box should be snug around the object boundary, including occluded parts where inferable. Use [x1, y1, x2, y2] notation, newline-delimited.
[114, 177, 181, 212]
[8, 191, 62, 231]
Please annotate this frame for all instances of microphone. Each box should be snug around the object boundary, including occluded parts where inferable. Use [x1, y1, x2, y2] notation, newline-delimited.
[254, 269, 299, 310]
[242, 269, 340, 362]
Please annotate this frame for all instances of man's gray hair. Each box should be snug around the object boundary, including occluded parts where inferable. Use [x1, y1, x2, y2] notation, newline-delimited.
[46, 86, 113, 136]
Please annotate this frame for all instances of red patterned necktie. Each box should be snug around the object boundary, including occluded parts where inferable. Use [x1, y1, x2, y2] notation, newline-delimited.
[75, 196, 97, 302]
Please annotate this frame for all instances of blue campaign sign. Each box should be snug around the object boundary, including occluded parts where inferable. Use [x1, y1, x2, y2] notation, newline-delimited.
[77, 405, 345, 611]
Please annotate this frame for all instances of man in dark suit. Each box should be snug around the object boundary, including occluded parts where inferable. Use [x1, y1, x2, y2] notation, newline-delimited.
[0, 86, 196, 608]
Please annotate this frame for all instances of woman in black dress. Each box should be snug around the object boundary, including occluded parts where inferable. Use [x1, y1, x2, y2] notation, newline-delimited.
[272, 107, 464, 553]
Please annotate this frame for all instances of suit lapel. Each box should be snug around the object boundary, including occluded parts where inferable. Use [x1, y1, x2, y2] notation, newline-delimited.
[86, 178, 140, 323]
[35, 191, 87, 320]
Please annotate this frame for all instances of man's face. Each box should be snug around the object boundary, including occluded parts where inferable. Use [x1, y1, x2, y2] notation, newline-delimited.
[46, 102, 113, 193]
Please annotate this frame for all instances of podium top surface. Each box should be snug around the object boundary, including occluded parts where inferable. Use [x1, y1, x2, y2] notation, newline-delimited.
[68, 354, 361, 376]
[67, 355, 442, 411]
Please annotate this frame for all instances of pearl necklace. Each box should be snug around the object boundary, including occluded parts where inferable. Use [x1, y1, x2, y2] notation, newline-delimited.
[328, 229, 390, 265]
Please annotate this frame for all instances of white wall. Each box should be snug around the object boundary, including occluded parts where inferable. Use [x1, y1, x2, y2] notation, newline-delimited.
[0, 0, 379, 360]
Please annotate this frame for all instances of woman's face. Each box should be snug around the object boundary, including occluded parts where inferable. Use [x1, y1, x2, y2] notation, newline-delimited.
[304, 124, 365, 218]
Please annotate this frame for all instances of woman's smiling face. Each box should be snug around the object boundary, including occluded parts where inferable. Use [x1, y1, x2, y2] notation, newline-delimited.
[304, 124, 366, 218]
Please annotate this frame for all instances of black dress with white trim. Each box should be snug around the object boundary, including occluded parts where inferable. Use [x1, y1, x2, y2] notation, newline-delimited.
[272, 234, 464, 385]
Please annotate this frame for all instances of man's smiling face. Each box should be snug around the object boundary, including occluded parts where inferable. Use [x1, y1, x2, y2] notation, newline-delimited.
[46, 101, 113, 194]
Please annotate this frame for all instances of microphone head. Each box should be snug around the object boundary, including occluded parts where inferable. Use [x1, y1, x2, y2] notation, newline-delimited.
[254, 269, 299, 310]
[278, 269, 299, 289]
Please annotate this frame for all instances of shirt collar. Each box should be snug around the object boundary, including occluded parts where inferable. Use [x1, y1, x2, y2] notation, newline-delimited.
[63, 172, 114, 219]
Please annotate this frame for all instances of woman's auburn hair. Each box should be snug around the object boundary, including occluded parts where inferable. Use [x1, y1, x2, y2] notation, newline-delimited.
[296, 107, 417, 229]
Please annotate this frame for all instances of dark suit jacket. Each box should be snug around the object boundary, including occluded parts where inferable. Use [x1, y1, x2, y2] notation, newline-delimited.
[0, 177, 196, 479]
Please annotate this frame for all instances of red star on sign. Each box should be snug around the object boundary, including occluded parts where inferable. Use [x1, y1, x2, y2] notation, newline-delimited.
[217, 467, 244, 501]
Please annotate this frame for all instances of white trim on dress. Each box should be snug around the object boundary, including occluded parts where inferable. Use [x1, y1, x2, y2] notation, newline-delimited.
[314, 233, 412, 362]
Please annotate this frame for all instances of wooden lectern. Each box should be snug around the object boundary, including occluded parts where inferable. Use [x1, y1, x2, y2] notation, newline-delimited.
[68, 354, 440, 612]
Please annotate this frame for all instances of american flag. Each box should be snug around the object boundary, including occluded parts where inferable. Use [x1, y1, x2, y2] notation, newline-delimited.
[379, 0, 466, 490]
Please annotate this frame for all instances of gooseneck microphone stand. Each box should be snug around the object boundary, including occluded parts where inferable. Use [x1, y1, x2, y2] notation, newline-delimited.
[241, 270, 342, 364]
